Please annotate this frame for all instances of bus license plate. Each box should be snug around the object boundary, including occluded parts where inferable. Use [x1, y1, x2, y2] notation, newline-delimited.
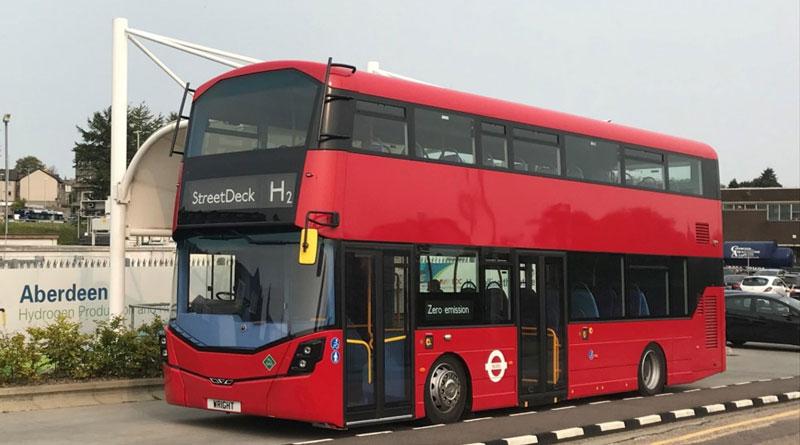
[207, 398, 241, 413]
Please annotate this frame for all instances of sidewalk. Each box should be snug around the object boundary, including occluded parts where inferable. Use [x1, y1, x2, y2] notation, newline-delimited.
[0, 378, 163, 413]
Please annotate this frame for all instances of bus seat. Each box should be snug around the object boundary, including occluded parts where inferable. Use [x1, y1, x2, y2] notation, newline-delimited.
[487, 287, 508, 322]
[570, 283, 599, 319]
[594, 286, 619, 318]
[627, 286, 650, 316]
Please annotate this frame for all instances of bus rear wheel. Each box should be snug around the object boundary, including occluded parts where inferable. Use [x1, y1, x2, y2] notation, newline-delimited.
[425, 355, 468, 423]
[638, 344, 666, 396]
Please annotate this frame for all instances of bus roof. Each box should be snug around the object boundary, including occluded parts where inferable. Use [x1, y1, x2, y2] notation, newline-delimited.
[194, 60, 718, 160]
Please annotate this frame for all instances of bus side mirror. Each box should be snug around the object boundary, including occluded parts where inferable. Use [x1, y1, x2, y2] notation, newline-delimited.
[298, 228, 319, 265]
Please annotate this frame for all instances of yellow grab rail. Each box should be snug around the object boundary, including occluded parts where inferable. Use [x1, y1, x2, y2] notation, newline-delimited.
[546, 328, 560, 384]
[345, 335, 407, 384]
[384, 335, 407, 344]
[346, 339, 372, 383]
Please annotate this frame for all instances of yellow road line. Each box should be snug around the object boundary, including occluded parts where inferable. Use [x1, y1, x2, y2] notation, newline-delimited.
[651, 407, 800, 445]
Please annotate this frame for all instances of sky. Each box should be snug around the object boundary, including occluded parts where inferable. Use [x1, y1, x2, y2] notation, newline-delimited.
[0, 0, 798, 186]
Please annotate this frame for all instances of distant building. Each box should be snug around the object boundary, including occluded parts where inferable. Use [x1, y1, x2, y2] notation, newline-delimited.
[722, 187, 800, 261]
[18, 169, 64, 209]
[0, 169, 20, 218]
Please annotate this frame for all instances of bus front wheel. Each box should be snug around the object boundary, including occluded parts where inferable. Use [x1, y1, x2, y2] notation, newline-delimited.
[425, 355, 469, 423]
[637, 344, 666, 396]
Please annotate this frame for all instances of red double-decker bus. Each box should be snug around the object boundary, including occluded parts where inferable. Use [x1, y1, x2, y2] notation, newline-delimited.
[162, 59, 724, 427]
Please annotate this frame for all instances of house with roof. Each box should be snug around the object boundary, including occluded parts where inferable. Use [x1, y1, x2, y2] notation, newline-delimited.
[0, 169, 20, 216]
[18, 168, 65, 208]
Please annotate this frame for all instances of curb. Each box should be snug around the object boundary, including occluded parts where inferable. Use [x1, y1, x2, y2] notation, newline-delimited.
[469, 391, 800, 445]
[0, 378, 164, 413]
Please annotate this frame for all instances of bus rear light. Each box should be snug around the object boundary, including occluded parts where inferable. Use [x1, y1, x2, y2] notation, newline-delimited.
[288, 338, 325, 375]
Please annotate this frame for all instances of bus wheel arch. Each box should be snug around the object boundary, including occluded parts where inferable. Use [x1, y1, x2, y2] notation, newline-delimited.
[424, 353, 471, 423]
[637, 342, 666, 396]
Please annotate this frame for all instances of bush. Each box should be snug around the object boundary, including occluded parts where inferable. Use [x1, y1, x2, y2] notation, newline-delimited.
[27, 315, 92, 379]
[90, 317, 163, 379]
[0, 333, 46, 384]
[0, 316, 164, 386]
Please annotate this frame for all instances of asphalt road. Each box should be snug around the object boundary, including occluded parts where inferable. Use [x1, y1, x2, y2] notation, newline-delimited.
[573, 401, 800, 445]
[0, 343, 797, 445]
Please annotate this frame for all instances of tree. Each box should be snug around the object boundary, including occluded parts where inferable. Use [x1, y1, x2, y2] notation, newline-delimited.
[728, 167, 782, 188]
[14, 156, 44, 176]
[73, 103, 167, 199]
[750, 168, 781, 187]
[11, 198, 25, 212]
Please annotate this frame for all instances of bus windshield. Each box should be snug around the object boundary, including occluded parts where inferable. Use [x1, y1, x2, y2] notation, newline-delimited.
[186, 69, 320, 157]
[174, 231, 335, 350]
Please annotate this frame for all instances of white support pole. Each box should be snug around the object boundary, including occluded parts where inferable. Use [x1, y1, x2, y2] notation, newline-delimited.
[128, 36, 189, 90]
[126, 27, 261, 65]
[126, 28, 245, 68]
[109, 17, 128, 318]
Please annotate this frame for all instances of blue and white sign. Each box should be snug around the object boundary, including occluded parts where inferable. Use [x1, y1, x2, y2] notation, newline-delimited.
[588, 349, 596, 361]
[330, 336, 340, 351]
[330, 350, 340, 365]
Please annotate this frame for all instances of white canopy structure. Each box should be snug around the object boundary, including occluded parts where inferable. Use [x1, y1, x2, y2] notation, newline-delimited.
[108, 17, 430, 318]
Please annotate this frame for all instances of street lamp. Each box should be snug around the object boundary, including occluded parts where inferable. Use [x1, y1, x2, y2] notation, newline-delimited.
[3, 113, 11, 247]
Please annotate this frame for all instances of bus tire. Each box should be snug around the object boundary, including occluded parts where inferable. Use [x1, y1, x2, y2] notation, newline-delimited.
[637, 343, 666, 396]
[425, 355, 469, 423]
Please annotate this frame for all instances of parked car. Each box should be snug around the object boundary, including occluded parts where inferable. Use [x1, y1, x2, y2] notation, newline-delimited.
[782, 274, 800, 300]
[724, 274, 747, 290]
[756, 268, 785, 277]
[739, 275, 790, 297]
[725, 291, 800, 347]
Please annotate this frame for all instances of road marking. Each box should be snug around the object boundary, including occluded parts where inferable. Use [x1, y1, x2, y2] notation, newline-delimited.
[759, 395, 779, 404]
[551, 405, 575, 411]
[731, 399, 754, 408]
[503, 434, 538, 445]
[655, 393, 674, 397]
[355, 430, 392, 437]
[670, 408, 695, 419]
[413, 424, 444, 430]
[757, 378, 771, 382]
[786, 391, 800, 400]
[510, 410, 537, 417]
[636, 414, 662, 425]
[683, 388, 701, 393]
[589, 400, 610, 405]
[780, 376, 795, 380]
[702, 404, 726, 414]
[710, 385, 727, 389]
[596, 421, 626, 432]
[650, 408, 800, 445]
[464, 416, 492, 423]
[293, 439, 333, 445]
[552, 427, 583, 439]
[623, 396, 643, 401]
[734, 381, 751, 386]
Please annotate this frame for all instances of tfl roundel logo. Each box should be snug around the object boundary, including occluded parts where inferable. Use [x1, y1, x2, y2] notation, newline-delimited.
[484, 349, 508, 383]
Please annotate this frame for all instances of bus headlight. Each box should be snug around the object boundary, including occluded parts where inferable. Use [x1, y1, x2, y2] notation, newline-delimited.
[289, 338, 324, 375]
[158, 330, 168, 361]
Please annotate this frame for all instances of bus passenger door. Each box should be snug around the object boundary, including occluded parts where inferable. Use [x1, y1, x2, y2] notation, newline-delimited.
[517, 253, 567, 404]
[344, 248, 413, 425]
